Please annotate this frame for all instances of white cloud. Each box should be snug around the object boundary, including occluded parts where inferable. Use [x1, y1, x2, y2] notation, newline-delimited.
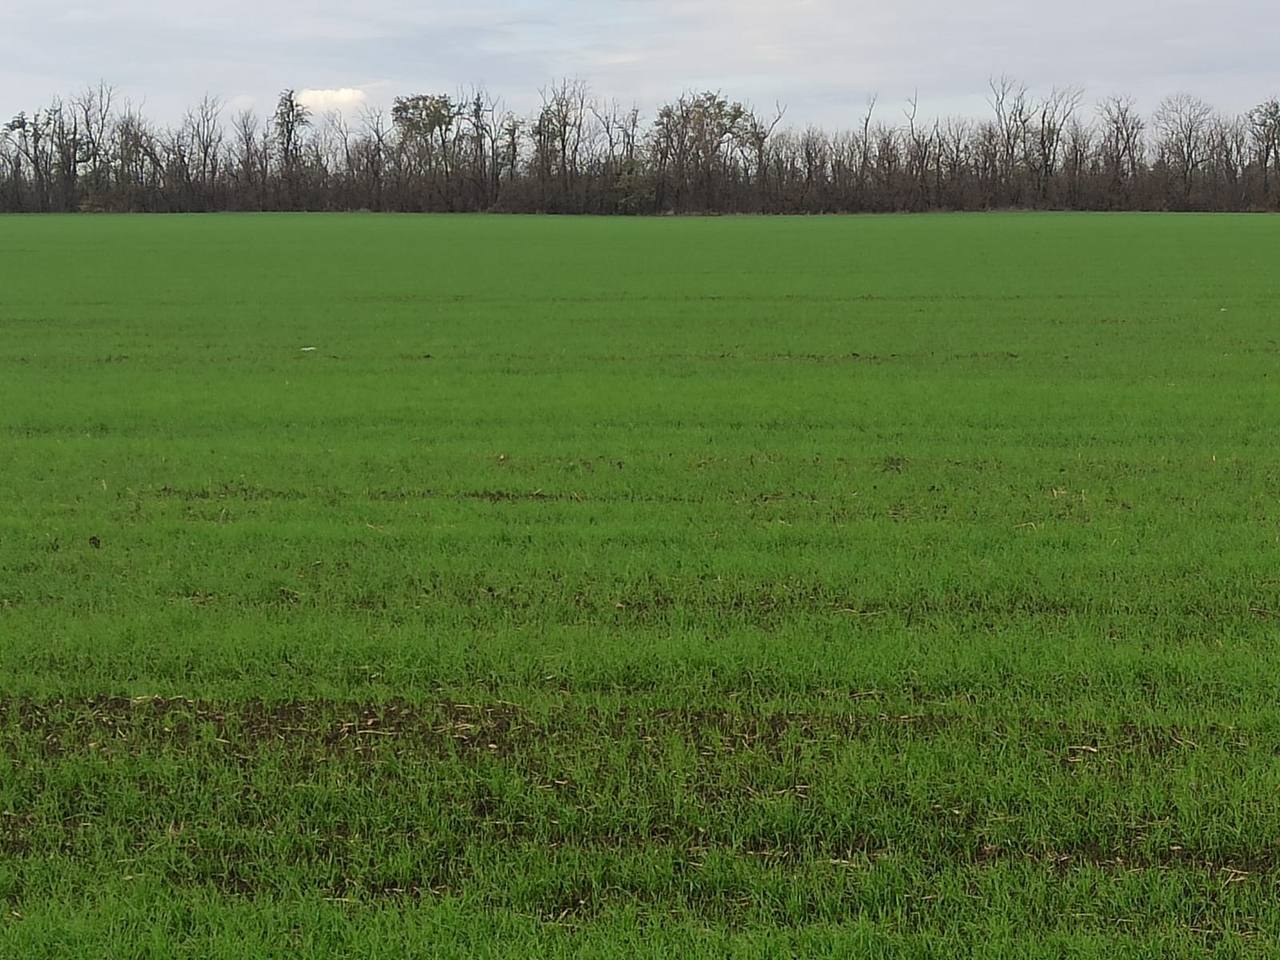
[297, 87, 368, 114]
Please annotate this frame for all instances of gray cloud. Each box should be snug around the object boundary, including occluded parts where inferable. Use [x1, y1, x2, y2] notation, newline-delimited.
[2, 0, 1276, 126]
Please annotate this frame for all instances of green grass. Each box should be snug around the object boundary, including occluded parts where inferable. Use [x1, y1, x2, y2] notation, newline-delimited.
[2, 212, 1280, 957]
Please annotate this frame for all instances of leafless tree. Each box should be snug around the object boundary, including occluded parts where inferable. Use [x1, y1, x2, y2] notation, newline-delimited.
[5, 78, 1280, 214]
[1154, 93, 1214, 206]
[1028, 87, 1082, 201]
[1098, 95, 1145, 205]
[184, 95, 223, 209]
[989, 76, 1031, 203]
[1249, 98, 1280, 202]
[73, 82, 115, 205]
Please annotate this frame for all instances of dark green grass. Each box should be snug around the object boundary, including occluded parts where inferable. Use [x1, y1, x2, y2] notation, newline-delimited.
[2, 213, 1280, 956]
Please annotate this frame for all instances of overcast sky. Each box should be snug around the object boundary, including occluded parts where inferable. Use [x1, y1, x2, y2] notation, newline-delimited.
[3, 0, 1276, 127]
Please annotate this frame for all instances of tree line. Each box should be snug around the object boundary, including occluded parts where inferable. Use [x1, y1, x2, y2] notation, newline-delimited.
[2, 79, 1279, 214]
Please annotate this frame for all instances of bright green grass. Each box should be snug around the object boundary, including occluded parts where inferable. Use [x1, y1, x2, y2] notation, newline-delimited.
[2, 212, 1280, 957]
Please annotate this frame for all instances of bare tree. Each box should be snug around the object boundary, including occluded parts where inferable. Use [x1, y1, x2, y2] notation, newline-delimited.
[903, 93, 936, 209]
[1249, 97, 1280, 205]
[73, 82, 115, 205]
[988, 76, 1031, 203]
[1028, 87, 1082, 201]
[6, 77, 1280, 215]
[185, 95, 223, 209]
[1098, 95, 1145, 206]
[356, 105, 390, 210]
[1154, 93, 1213, 206]
[1206, 113, 1249, 209]
[231, 109, 270, 210]
[739, 103, 784, 211]
[1061, 117, 1093, 207]
[531, 79, 590, 210]
[939, 116, 972, 208]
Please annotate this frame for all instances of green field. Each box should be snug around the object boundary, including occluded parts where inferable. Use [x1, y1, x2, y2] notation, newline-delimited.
[2, 213, 1280, 957]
